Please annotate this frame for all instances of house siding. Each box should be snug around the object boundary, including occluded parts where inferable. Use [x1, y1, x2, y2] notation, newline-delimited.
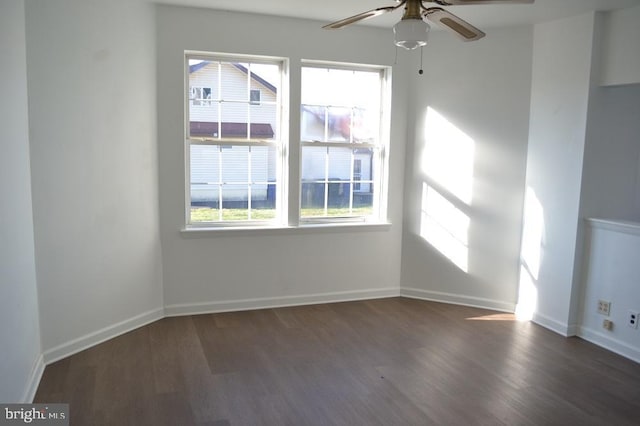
[188, 62, 277, 136]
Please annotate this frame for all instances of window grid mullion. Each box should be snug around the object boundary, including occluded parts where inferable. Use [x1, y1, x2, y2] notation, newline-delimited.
[217, 62, 222, 142]
[218, 144, 223, 221]
[248, 146, 253, 220]
[349, 149, 354, 214]
[324, 146, 329, 217]
[247, 63, 252, 140]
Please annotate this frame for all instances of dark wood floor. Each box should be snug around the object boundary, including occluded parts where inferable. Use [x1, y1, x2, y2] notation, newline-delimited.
[35, 298, 640, 425]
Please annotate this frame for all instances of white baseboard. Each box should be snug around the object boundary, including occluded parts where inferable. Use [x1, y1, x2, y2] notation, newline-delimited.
[164, 287, 401, 317]
[42, 289, 400, 367]
[23, 354, 45, 403]
[400, 287, 515, 313]
[42, 307, 165, 365]
[531, 312, 575, 337]
[577, 326, 640, 364]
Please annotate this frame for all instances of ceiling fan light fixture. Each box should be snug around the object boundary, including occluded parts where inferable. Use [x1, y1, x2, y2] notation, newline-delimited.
[393, 18, 430, 50]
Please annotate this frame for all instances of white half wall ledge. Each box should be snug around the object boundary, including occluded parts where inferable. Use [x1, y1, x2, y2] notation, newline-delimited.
[587, 218, 640, 236]
[164, 287, 401, 317]
[42, 308, 165, 365]
[399, 287, 516, 314]
[578, 326, 640, 364]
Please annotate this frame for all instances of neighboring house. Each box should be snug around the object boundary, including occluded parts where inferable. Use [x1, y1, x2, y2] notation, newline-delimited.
[188, 61, 373, 209]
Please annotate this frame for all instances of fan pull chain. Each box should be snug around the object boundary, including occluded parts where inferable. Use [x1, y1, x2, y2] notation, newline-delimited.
[418, 46, 424, 75]
[394, 46, 398, 65]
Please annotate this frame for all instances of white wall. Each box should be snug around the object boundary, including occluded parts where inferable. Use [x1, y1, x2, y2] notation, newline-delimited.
[579, 220, 640, 362]
[157, 5, 409, 312]
[581, 84, 640, 222]
[574, 11, 640, 362]
[400, 26, 533, 312]
[24, 0, 164, 361]
[581, 10, 640, 224]
[600, 5, 640, 86]
[523, 13, 597, 334]
[0, 0, 43, 402]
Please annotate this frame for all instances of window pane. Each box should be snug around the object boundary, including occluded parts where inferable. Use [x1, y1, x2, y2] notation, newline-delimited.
[221, 145, 248, 183]
[220, 104, 249, 139]
[250, 103, 277, 140]
[301, 105, 326, 142]
[250, 146, 277, 212]
[352, 107, 379, 143]
[191, 206, 220, 223]
[327, 107, 351, 142]
[301, 146, 327, 181]
[221, 184, 249, 220]
[351, 70, 381, 108]
[301, 183, 326, 216]
[249, 63, 280, 95]
[250, 207, 276, 220]
[250, 146, 276, 184]
[328, 147, 351, 180]
[326, 68, 355, 106]
[188, 60, 219, 134]
[221, 62, 248, 101]
[301, 67, 330, 105]
[190, 145, 219, 222]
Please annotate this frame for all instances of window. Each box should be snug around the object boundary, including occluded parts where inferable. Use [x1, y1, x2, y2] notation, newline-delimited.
[250, 89, 261, 105]
[190, 86, 211, 106]
[300, 64, 389, 221]
[184, 54, 390, 229]
[186, 53, 285, 225]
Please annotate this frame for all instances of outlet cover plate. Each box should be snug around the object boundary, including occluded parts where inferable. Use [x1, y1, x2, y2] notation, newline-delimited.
[628, 310, 639, 329]
[597, 300, 611, 316]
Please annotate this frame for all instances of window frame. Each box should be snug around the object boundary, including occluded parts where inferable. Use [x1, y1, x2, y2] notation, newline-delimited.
[299, 61, 391, 225]
[184, 51, 289, 228]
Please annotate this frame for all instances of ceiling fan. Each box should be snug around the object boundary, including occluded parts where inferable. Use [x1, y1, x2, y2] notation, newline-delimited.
[323, 0, 534, 50]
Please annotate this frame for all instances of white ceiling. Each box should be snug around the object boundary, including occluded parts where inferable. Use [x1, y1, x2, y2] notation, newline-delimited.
[157, 0, 640, 29]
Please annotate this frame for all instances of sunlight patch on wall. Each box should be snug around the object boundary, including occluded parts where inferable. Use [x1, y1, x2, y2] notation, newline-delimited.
[421, 107, 475, 205]
[419, 107, 475, 273]
[516, 187, 544, 320]
[420, 183, 470, 273]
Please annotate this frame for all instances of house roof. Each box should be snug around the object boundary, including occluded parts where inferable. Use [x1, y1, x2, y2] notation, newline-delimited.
[190, 121, 274, 139]
[189, 61, 277, 94]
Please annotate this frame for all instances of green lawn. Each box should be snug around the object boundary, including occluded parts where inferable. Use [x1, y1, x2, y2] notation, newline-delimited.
[300, 206, 373, 218]
[190, 206, 373, 222]
[191, 207, 276, 222]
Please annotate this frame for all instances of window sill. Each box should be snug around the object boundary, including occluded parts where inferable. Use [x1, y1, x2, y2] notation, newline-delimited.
[180, 221, 392, 238]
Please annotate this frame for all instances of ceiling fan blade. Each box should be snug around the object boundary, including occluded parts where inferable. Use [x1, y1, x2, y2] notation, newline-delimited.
[424, 7, 486, 41]
[323, 2, 405, 29]
[434, 0, 533, 5]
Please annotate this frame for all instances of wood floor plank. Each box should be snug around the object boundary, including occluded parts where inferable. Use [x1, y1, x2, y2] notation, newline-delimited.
[34, 298, 640, 425]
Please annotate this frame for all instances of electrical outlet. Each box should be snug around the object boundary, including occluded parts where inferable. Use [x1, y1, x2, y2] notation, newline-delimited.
[603, 319, 614, 331]
[597, 300, 611, 316]
[628, 311, 639, 329]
